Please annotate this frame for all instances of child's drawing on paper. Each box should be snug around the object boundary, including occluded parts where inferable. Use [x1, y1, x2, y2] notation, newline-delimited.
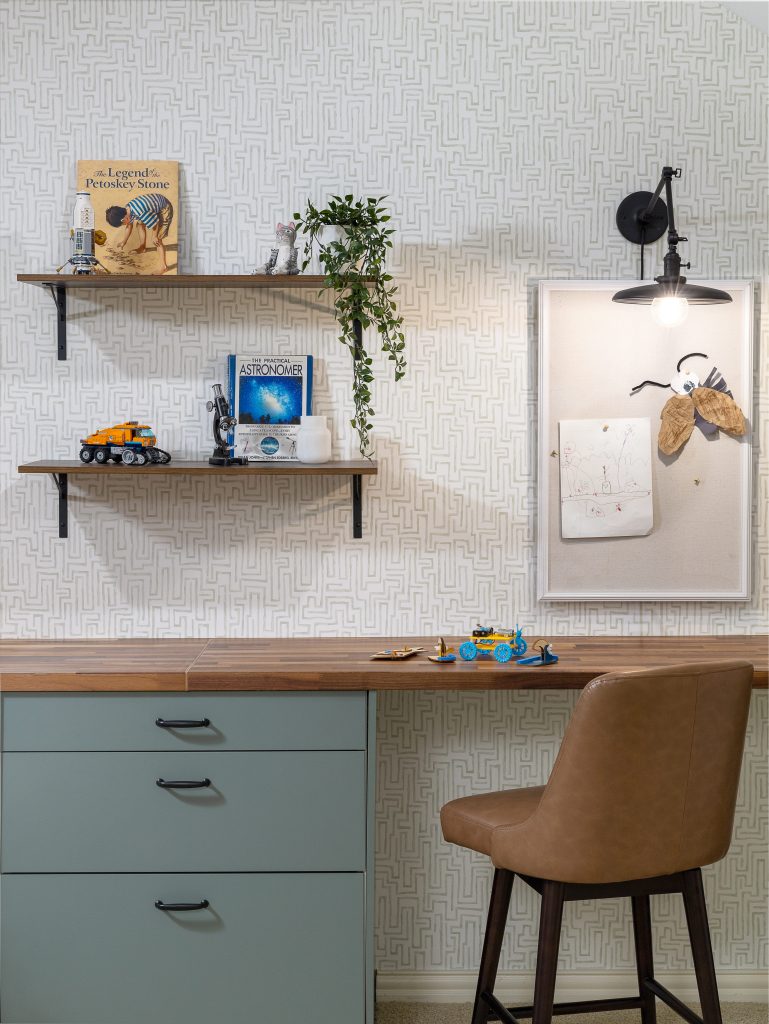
[559, 418, 653, 539]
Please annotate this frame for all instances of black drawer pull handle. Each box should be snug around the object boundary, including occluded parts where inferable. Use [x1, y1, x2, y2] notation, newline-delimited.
[155, 900, 210, 912]
[156, 778, 211, 789]
[155, 717, 211, 729]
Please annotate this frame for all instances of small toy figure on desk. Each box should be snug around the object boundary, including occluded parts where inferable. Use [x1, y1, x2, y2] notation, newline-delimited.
[253, 222, 300, 275]
[370, 646, 424, 661]
[459, 624, 527, 663]
[207, 384, 247, 466]
[516, 640, 559, 667]
[428, 638, 456, 664]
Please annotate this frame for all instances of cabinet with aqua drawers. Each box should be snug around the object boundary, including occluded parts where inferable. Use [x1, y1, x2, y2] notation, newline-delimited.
[0, 691, 376, 1024]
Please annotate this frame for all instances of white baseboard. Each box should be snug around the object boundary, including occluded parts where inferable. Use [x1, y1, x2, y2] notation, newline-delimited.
[376, 969, 769, 1004]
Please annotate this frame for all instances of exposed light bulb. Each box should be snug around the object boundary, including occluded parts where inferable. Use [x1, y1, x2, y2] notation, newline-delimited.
[651, 296, 689, 327]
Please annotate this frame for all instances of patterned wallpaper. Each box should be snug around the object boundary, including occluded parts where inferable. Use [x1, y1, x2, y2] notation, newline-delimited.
[1, 0, 766, 975]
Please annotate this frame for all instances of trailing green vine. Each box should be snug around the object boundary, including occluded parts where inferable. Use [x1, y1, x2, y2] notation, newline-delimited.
[293, 195, 406, 459]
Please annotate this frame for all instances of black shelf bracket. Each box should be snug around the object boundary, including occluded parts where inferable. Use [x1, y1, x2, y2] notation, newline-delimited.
[351, 316, 365, 539]
[50, 473, 68, 538]
[46, 285, 67, 360]
[352, 474, 363, 539]
[353, 317, 363, 361]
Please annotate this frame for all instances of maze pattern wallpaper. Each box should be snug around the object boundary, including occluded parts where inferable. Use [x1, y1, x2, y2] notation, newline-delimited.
[1, 0, 766, 974]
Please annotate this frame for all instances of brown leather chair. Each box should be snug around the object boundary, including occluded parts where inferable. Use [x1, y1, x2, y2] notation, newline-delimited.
[441, 661, 754, 1024]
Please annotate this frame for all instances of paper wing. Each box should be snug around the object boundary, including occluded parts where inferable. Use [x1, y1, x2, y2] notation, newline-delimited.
[658, 394, 695, 455]
[694, 366, 730, 435]
[691, 387, 746, 437]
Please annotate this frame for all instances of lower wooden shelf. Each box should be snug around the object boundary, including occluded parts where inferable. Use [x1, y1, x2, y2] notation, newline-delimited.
[18, 460, 377, 539]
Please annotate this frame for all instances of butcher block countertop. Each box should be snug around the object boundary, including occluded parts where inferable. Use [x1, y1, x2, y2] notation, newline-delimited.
[0, 636, 765, 692]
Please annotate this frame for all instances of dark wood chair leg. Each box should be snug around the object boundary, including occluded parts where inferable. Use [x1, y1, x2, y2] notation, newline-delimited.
[631, 894, 658, 1024]
[531, 880, 565, 1024]
[682, 869, 723, 1024]
[471, 869, 514, 1024]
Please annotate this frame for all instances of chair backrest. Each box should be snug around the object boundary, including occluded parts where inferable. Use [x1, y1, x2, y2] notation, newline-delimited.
[493, 661, 754, 884]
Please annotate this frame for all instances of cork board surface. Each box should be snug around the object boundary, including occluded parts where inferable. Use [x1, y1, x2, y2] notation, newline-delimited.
[538, 282, 753, 600]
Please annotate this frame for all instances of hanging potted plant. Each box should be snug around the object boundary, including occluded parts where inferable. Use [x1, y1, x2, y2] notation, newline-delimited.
[293, 195, 406, 459]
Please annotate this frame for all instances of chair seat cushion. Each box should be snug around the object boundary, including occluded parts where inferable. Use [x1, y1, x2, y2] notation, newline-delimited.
[441, 786, 544, 856]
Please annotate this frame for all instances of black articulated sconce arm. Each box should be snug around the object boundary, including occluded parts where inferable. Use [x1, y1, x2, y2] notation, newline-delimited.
[612, 165, 732, 322]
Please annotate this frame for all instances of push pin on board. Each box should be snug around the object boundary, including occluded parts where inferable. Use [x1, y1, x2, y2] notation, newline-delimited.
[602, 424, 609, 432]
[550, 450, 558, 458]
[694, 478, 701, 486]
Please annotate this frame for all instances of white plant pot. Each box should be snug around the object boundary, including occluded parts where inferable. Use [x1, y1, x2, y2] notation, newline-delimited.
[317, 224, 365, 273]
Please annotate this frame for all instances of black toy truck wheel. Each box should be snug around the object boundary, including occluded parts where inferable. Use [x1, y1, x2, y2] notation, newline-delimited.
[134, 451, 147, 466]
[79, 447, 93, 463]
[94, 448, 108, 464]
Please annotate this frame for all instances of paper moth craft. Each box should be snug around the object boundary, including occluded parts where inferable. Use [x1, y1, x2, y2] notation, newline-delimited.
[558, 418, 653, 539]
[630, 352, 746, 456]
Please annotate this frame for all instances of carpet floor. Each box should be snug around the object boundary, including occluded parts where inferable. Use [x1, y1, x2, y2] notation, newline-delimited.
[376, 1004, 768, 1024]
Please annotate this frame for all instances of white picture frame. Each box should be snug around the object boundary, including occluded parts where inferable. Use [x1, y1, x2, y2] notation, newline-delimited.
[537, 280, 754, 602]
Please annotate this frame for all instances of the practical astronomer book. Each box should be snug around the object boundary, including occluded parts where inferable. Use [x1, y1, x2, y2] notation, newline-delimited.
[76, 160, 179, 275]
[228, 354, 313, 461]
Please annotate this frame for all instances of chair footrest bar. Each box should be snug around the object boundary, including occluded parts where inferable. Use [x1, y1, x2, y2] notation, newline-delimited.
[644, 979, 704, 1024]
[482, 990, 521, 1024]
[508, 996, 644, 1018]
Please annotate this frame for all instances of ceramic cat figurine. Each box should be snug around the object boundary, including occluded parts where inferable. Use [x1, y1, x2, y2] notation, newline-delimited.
[253, 221, 299, 275]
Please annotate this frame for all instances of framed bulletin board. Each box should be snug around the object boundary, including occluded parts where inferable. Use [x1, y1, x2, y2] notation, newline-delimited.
[537, 281, 753, 601]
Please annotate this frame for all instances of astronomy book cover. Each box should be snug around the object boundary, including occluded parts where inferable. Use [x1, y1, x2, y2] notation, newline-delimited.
[76, 160, 179, 275]
[228, 354, 313, 461]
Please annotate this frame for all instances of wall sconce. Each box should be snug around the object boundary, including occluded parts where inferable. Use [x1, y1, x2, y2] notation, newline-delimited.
[612, 166, 731, 327]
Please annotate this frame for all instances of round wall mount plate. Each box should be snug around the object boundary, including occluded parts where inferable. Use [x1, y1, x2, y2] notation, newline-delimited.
[616, 191, 668, 245]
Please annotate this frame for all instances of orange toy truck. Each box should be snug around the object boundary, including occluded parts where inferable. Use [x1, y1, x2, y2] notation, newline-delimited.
[79, 422, 170, 466]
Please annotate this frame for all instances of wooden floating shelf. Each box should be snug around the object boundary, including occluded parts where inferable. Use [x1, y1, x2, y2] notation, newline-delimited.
[17, 273, 375, 359]
[17, 273, 337, 289]
[18, 460, 377, 476]
[19, 461, 377, 540]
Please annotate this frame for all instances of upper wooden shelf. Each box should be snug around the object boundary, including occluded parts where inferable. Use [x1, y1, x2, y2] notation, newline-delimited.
[18, 273, 369, 360]
[17, 273, 333, 289]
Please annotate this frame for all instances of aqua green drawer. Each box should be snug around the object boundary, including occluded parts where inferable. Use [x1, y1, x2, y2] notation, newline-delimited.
[1, 692, 366, 751]
[1, 871, 364, 1024]
[2, 750, 365, 872]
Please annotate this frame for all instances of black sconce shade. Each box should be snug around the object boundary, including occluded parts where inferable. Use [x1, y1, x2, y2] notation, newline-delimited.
[613, 281, 733, 304]
[612, 167, 732, 309]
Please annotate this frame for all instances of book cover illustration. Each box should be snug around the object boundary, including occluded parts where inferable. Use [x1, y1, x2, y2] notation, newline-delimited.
[228, 355, 313, 461]
[76, 160, 178, 275]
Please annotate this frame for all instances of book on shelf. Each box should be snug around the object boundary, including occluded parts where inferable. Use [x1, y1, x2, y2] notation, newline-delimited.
[228, 354, 313, 461]
[76, 160, 179, 275]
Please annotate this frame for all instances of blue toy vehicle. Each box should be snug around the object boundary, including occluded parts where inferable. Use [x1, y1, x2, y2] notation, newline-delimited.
[459, 624, 527, 663]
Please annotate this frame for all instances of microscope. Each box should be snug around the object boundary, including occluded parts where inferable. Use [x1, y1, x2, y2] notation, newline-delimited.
[207, 384, 247, 466]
